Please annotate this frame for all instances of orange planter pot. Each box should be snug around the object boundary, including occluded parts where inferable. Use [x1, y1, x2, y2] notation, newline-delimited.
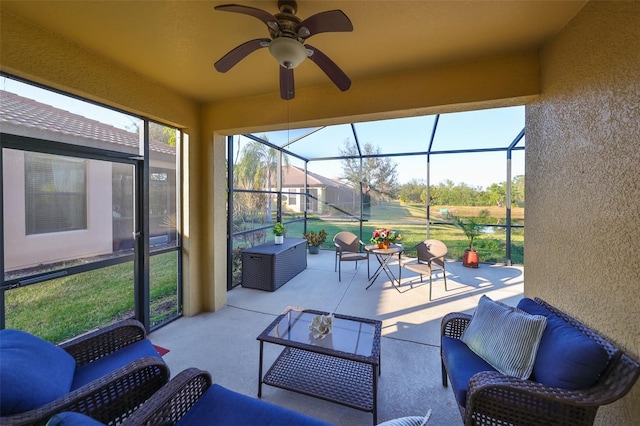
[462, 249, 479, 268]
[377, 242, 390, 249]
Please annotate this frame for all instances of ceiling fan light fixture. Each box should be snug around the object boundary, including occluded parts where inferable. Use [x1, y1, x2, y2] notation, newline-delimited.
[214, 1, 352, 99]
[269, 37, 307, 69]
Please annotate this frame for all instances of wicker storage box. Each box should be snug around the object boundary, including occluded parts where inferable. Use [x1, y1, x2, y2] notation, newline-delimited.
[242, 238, 307, 291]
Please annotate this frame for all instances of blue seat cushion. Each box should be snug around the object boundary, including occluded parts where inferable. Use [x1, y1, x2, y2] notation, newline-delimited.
[0, 329, 76, 416]
[46, 411, 105, 426]
[441, 336, 496, 407]
[176, 384, 333, 426]
[517, 298, 610, 389]
[71, 339, 161, 390]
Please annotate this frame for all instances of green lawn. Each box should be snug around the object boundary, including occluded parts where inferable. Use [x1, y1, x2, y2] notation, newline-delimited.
[287, 201, 524, 264]
[9, 201, 522, 343]
[5, 251, 179, 343]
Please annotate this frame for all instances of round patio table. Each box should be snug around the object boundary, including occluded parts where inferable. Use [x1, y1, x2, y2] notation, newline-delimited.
[365, 244, 402, 291]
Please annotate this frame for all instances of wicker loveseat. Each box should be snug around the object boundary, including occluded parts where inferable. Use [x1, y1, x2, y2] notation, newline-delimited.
[0, 319, 169, 426]
[441, 297, 640, 426]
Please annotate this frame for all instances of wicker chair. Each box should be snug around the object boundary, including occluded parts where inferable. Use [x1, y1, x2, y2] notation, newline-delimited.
[398, 239, 448, 300]
[48, 368, 331, 425]
[0, 319, 170, 426]
[119, 368, 330, 425]
[441, 298, 640, 426]
[333, 231, 369, 282]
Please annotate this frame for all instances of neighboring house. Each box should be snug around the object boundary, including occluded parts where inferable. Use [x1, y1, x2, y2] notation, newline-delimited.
[280, 165, 357, 215]
[0, 90, 176, 272]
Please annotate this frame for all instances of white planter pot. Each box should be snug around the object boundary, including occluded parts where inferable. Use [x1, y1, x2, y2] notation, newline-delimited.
[274, 235, 284, 245]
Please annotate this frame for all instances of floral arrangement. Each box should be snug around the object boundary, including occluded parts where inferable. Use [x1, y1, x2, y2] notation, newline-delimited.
[370, 227, 402, 245]
[303, 229, 327, 247]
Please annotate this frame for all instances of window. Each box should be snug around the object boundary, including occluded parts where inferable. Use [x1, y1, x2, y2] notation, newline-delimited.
[289, 189, 297, 205]
[25, 152, 87, 234]
[307, 188, 318, 212]
[2, 75, 182, 339]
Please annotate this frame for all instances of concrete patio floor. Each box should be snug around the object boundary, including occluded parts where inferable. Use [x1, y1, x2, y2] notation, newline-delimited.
[149, 249, 524, 425]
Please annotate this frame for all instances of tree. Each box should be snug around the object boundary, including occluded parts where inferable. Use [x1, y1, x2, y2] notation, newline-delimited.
[453, 210, 488, 251]
[478, 175, 525, 207]
[339, 141, 399, 202]
[511, 175, 525, 207]
[483, 182, 506, 207]
[233, 138, 289, 225]
[128, 120, 177, 147]
[399, 179, 427, 203]
[234, 138, 290, 190]
[453, 215, 484, 250]
[430, 180, 482, 206]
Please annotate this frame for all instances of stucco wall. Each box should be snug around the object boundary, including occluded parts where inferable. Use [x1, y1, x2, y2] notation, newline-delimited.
[526, 1, 640, 424]
[204, 52, 540, 135]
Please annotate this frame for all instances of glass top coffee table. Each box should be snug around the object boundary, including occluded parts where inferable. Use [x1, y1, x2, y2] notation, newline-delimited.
[257, 309, 382, 424]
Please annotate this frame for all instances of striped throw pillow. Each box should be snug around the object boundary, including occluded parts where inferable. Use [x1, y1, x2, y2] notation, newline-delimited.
[377, 410, 432, 426]
[461, 296, 547, 379]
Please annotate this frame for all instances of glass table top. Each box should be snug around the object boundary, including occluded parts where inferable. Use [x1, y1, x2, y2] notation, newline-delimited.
[264, 310, 379, 357]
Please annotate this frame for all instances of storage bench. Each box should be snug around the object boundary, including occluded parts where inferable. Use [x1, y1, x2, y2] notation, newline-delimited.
[241, 238, 307, 291]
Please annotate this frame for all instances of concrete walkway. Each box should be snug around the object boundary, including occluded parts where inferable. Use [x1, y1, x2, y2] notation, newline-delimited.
[149, 249, 524, 425]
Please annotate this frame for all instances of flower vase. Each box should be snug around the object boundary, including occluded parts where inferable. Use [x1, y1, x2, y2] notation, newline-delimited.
[378, 241, 389, 249]
[274, 235, 284, 245]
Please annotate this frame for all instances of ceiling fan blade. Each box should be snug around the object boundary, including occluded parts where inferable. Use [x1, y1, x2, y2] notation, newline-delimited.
[214, 38, 270, 73]
[215, 4, 279, 28]
[296, 10, 353, 39]
[279, 67, 295, 100]
[306, 44, 351, 91]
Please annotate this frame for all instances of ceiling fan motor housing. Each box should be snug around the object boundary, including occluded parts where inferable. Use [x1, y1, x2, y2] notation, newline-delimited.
[269, 0, 307, 69]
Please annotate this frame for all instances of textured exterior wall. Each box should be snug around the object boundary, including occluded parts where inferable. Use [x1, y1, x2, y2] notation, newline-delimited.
[526, 2, 640, 424]
[204, 52, 540, 134]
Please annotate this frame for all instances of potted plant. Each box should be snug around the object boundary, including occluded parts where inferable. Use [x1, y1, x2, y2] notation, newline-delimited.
[273, 222, 285, 244]
[303, 229, 327, 254]
[453, 215, 483, 268]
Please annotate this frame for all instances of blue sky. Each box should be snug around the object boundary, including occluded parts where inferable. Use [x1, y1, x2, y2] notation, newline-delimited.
[249, 106, 525, 189]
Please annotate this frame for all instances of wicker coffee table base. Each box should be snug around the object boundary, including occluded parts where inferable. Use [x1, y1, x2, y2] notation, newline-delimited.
[261, 347, 378, 424]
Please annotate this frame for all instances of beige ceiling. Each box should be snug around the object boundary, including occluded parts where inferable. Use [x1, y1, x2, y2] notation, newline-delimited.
[1, 1, 587, 103]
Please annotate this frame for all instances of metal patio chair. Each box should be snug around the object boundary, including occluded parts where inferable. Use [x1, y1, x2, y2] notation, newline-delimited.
[399, 239, 448, 300]
[333, 231, 369, 282]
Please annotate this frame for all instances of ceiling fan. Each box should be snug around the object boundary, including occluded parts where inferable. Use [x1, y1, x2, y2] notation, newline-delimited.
[214, 0, 353, 100]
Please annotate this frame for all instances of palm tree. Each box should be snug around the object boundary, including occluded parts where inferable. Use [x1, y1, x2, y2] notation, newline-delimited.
[234, 138, 289, 224]
[453, 215, 483, 251]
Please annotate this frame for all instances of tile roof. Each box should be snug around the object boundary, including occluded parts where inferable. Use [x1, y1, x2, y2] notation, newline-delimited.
[0, 90, 175, 156]
[282, 165, 353, 189]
